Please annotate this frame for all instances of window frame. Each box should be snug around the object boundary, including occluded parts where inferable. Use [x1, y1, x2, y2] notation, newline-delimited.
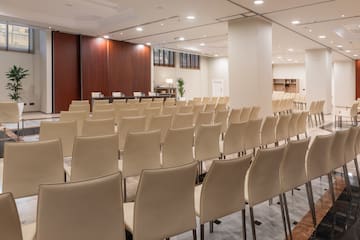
[0, 22, 34, 54]
[179, 53, 200, 70]
[153, 48, 175, 67]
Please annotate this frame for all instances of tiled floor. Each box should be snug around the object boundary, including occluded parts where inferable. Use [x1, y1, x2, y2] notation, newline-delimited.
[1, 112, 360, 240]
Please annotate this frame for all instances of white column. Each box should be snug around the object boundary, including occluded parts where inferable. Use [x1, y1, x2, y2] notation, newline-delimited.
[333, 60, 355, 107]
[305, 49, 332, 113]
[39, 30, 53, 113]
[228, 17, 273, 117]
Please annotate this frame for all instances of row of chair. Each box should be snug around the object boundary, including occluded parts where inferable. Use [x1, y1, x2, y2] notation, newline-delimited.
[308, 100, 326, 127]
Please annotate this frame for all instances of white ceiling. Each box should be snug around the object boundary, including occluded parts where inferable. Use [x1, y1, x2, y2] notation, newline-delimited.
[0, 0, 359, 63]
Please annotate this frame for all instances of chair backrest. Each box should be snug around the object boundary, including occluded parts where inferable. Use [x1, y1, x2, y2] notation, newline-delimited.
[93, 99, 109, 104]
[199, 156, 251, 223]
[147, 114, 173, 144]
[82, 118, 115, 137]
[115, 109, 139, 124]
[149, 102, 163, 108]
[275, 114, 291, 141]
[39, 120, 77, 157]
[0, 192, 22, 240]
[133, 91, 143, 97]
[329, 129, 349, 171]
[126, 98, 139, 103]
[60, 110, 88, 135]
[214, 110, 228, 133]
[3, 139, 64, 198]
[162, 127, 195, 168]
[71, 134, 119, 182]
[249, 106, 261, 120]
[246, 146, 286, 206]
[68, 104, 90, 114]
[194, 124, 221, 161]
[71, 100, 89, 105]
[141, 98, 153, 103]
[344, 126, 360, 163]
[178, 105, 193, 113]
[309, 101, 317, 114]
[176, 100, 187, 106]
[133, 163, 197, 240]
[297, 111, 309, 135]
[192, 104, 205, 121]
[194, 112, 214, 135]
[162, 106, 177, 115]
[172, 113, 194, 129]
[260, 116, 277, 146]
[123, 130, 161, 178]
[112, 91, 124, 97]
[118, 116, 146, 151]
[143, 107, 161, 128]
[280, 138, 310, 193]
[350, 102, 359, 117]
[215, 103, 227, 112]
[93, 103, 114, 112]
[288, 112, 301, 137]
[36, 173, 125, 240]
[223, 122, 247, 155]
[204, 103, 216, 112]
[244, 119, 262, 150]
[0, 102, 19, 123]
[228, 108, 242, 124]
[239, 107, 251, 122]
[91, 109, 115, 120]
[306, 133, 335, 180]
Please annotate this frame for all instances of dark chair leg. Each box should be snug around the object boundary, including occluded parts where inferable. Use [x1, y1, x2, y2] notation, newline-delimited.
[343, 165, 352, 197]
[209, 221, 214, 233]
[192, 229, 197, 240]
[279, 194, 289, 240]
[353, 158, 360, 186]
[123, 178, 127, 202]
[328, 173, 335, 204]
[283, 193, 293, 240]
[249, 207, 256, 240]
[305, 182, 316, 227]
[200, 224, 204, 240]
[242, 208, 246, 240]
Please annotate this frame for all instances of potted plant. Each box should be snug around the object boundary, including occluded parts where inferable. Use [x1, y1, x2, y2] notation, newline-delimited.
[5, 65, 29, 115]
[177, 78, 185, 100]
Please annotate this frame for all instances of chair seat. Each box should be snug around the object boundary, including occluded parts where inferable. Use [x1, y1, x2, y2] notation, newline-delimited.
[123, 202, 135, 233]
[22, 222, 36, 240]
[194, 185, 202, 216]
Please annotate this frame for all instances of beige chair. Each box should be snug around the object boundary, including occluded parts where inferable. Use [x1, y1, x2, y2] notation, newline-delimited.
[214, 110, 229, 135]
[275, 114, 291, 145]
[221, 122, 247, 158]
[335, 102, 359, 127]
[162, 127, 195, 168]
[141, 98, 153, 103]
[178, 105, 193, 113]
[249, 106, 261, 120]
[127, 98, 139, 103]
[82, 118, 115, 137]
[194, 112, 214, 135]
[0, 192, 23, 240]
[123, 163, 197, 240]
[134, 103, 149, 114]
[149, 101, 163, 108]
[215, 103, 227, 112]
[162, 106, 177, 115]
[143, 107, 161, 128]
[70, 134, 119, 182]
[71, 100, 89, 105]
[60, 110, 88, 135]
[245, 146, 287, 240]
[194, 124, 221, 177]
[172, 113, 194, 129]
[115, 109, 139, 124]
[195, 156, 251, 240]
[68, 104, 90, 114]
[118, 116, 146, 151]
[39, 120, 77, 157]
[204, 103, 216, 113]
[192, 104, 205, 122]
[93, 99, 109, 104]
[147, 114, 172, 144]
[36, 173, 125, 240]
[260, 116, 277, 147]
[3, 139, 64, 198]
[228, 108, 242, 124]
[165, 98, 176, 106]
[176, 100, 187, 106]
[288, 112, 301, 139]
[279, 138, 311, 235]
[344, 127, 360, 186]
[306, 134, 335, 226]
[244, 119, 262, 154]
[297, 111, 309, 138]
[91, 109, 115, 120]
[93, 103, 114, 112]
[0, 102, 21, 137]
[239, 107, 251, 122]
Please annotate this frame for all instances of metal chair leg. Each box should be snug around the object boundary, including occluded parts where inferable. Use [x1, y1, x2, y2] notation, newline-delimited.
[193, 229, 197, 240]
[249, 207, 256, 240]
[305, 182, 316, 227]
[242, 208, 246, 240]
[200, 224, 204, 240]
[123, 178, 127, 202]
[353, 158, 360, 186]
[279, 194, 289, 240]
[209, 221, 214, 233]
[328, 173, 335, 204]
[343, 165, 353, 197]
[283, 193, 293, 240]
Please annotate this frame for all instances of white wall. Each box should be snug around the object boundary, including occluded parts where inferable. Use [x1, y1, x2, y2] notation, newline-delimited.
[153, 54, 209, 99]
[272, 64, 306, 94]
[333, 60, 355, 107]
[207, 57, 229, 97]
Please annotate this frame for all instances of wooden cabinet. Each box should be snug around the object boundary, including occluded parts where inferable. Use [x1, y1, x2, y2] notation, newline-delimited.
[273, 79, 299, 93]
[154, 87, 177, 98]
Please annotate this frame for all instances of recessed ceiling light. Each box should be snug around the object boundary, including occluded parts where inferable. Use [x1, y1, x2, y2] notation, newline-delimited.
[135, 27, 143, 32]
[146, 42, 151, 46]
[354, 54, 358, 57]
[200, 43, 205, 46]
[291, 20, 301, 25]
[341, 14, 345, 18]
[288, 48, 294, 52]
[178, 37, 185, 41]
[186, 16, 196, 20]
[214, 54, 219, 57]
[119, 32, 123, 35]
[336, 45, 343, 48]
[287, 58, 293, 61]
[277, 56, 282, 59]
[308, 29, 312, 32]
[160, 23, 164, 26]
[103, 35, 109, 39]
[345, 50, 351, 53]
[48, 26, 52, 29]
[254, 0, 264, 5]
[318, 35, 327, 39]
[137, 44, 144, 48]
[330, 40, 334, 44]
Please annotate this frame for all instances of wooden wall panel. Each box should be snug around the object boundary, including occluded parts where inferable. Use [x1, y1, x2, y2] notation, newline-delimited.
[356, 60, 360, 99]
[53, 32, 80, 113]
[81, 36, 109, 100]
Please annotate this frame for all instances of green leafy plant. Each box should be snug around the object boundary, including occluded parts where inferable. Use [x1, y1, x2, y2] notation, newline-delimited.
[5, 65, 29, 102]
[177, 78, 185, 98]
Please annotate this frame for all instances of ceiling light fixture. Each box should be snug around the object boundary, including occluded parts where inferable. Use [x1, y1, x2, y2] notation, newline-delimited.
[287, 59, 293, 61]
[186, 16, 196, 20]
[345, 50, 351, 53]
[341, 14, 345, 18]
[336, 45, 343, 48]
[160, 23, 164, 26]
[146, 42, 151, 46]
[135, 27, 143, 32]
[288, 48, 294, 52]
[214, 54, 219, 57]
[318, 35, 327, 39]
[103, 35, 109, 39]
[178, 37, 185, 41]
[291, 20, 301, 25]
[254, 0, 264, 5]
[354, 54, 358, 57]
[200, 43, 205, 46]
[308, 29, 312, 32]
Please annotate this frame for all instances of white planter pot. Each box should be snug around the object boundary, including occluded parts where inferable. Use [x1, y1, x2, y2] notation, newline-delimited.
[17, 102, 24, 116]
[178, 97, 186, 101]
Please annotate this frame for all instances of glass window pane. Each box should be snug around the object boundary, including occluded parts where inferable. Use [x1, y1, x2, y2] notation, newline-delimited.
[8, 24, 29, 51]
[164, 50, 169, 65]
[0, 23, 6, 48]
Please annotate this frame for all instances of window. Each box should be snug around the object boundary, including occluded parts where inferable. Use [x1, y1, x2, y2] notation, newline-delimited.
[0, 23, 33, 53]
[180, 53, 200, 69]
[153, 48, 175, 67]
